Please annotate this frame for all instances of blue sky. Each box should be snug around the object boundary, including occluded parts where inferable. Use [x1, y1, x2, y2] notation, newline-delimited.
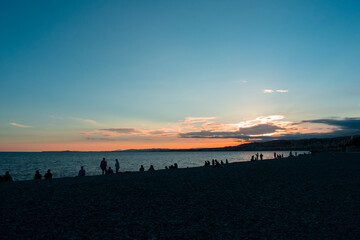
[1, 0, 360, 151]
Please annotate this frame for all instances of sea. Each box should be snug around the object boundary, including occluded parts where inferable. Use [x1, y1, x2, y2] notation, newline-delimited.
[0, 150, 309, 181]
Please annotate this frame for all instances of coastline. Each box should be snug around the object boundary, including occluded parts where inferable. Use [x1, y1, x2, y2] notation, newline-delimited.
[1, 152, 359, 239]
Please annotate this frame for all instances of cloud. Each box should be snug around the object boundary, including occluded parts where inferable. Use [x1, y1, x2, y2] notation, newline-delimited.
[183, 117, 216, 124]
[263, 89, 274, 93]
[264, 89, 288, 93]
[81, 116, 360, 144]
[72, 117, 98, 125]
[180, 124, 284, 139]
[9, 122, 31, 128]
[302, 117, 360, 130]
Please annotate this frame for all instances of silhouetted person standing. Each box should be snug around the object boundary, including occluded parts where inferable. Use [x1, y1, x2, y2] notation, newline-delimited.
[78, 166, 86, 177]
[34, 170, 42, 180]
[260, 153, 263, 160]
[44, 169, 52, 179]
[148, 165, 155, 171]
[115, 159, 120, 173]
[100, 158, 107, 175]
[4, 171, 13, 182]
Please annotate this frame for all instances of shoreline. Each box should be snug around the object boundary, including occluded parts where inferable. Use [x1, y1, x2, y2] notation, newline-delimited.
[1, 152, 359, 239]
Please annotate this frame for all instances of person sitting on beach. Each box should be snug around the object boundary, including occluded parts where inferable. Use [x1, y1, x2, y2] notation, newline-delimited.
[148, 165, 155, 171]
[139, 165, 145, 172]
[107, 167, 114, 174]
[115, 159, 120, 173]
[213, 160, 221, 168]
[78, 166, 86, 177]
[44, 169, 52, 179]
[251, 155, 255, 161]
[34, 170, 42, 180]
[174, 163, 178, 169]
[221, 160, 224, 164]
[100, 158, 107, 175]
[260, 153, 263, 160]
[4, 171, 13, 182]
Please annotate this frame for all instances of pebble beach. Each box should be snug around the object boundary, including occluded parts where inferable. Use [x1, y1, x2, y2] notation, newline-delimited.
[1, 152, 359, 239]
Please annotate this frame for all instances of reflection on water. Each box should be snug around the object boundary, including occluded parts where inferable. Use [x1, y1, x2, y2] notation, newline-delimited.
[0, 151, 308, 181]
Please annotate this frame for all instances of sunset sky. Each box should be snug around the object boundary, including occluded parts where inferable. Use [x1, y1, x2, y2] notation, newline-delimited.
[1, 0, 360, 151]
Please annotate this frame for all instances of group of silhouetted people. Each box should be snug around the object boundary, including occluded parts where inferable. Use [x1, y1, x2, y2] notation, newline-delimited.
[34, 169, 53, 180]
[251, 153, 263, 161]
[165, 163, 178, 169]
[100, 158, 120, 175]
[204, 159, 229, 168]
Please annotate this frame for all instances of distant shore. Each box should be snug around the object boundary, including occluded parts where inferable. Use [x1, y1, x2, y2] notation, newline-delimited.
[1, 152, 359, 239]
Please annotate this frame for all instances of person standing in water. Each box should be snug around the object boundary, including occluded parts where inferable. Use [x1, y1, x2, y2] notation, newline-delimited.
[115, 159, 120, 173]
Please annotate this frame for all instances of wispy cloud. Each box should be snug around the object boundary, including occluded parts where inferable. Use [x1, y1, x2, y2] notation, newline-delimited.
[72, 117, 98, 125]
[9, 122, 31, 128]
[264, 89, 289, 93]
[263, 89, 274, 93]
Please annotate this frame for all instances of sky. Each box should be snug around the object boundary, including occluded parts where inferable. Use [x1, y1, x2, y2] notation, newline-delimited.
[1, 0, 360, 151]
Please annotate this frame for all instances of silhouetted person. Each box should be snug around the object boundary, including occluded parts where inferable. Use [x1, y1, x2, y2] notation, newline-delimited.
[251, 155, 255, 161]
[174, 163, 178, 169]
[44, 169, 52, 179]
[148, 165, 155, 171]
[256, 153, 259, 160]
[221, 160, 224, 164]
[274, 152, 276, 159]
[260, 153, 263, 160]
[214, 160, 221, 168]
[34, 170, 42, 180]
[115, 159, 120, 173]
[100, 158, 107, 175]
[4, 171, 13, 182]
[139, 165, 144, 172]
[107, 167, 114, 174]
[78, 166, 86, 177]
[226, 159, 229, 164]
[289, 151, 293, 157]
[212, 159, 215, 166]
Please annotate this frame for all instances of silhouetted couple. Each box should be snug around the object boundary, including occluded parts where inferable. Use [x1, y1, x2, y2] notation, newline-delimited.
[34, 169, 52, 180]
[0, 171, 13, 182]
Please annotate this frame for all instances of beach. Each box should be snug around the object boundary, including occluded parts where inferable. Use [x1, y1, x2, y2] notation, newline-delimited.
[1, 152, 359, 239]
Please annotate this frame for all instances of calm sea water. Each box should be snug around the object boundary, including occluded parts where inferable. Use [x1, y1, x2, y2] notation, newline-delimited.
[0, 151, 308, 181]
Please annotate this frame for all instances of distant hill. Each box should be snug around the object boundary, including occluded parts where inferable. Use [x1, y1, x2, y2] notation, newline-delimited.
[114, 135, 360, 152]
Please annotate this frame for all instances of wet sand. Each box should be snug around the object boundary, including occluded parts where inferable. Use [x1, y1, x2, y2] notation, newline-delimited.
[1, 152, 359, 239]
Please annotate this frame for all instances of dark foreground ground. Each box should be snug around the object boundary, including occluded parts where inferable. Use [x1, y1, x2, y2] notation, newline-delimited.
[1, 152, 359, 239]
